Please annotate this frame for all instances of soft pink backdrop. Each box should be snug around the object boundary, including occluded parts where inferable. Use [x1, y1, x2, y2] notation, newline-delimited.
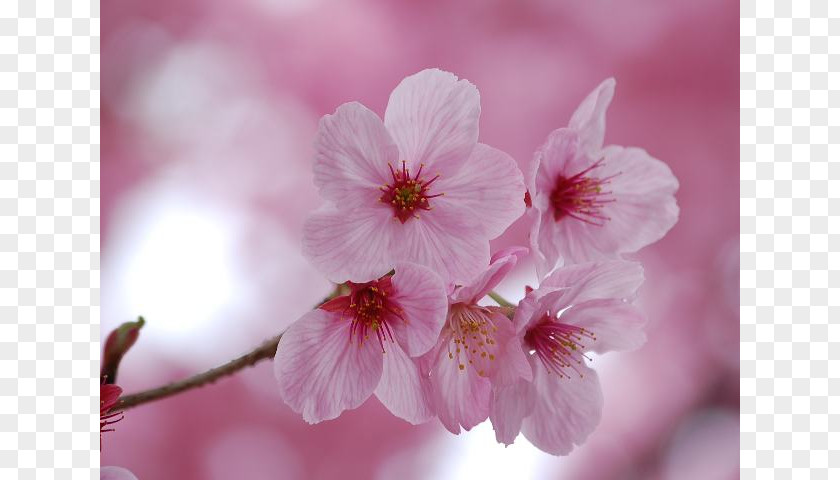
[101, 0, 738, 478]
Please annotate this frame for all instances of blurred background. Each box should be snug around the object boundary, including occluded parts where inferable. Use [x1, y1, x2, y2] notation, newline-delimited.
[101, 0, 738, 478]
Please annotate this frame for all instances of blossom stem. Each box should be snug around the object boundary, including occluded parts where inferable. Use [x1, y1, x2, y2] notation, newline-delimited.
[488, 290, 515, 308]
[116, 285, 348, 411]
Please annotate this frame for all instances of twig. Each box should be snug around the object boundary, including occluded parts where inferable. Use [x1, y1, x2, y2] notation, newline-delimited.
[114, 287, 347, 411]
[116, 333, 282, 410]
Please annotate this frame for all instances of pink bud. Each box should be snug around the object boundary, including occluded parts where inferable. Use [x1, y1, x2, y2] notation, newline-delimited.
[101, 317, 145, 384]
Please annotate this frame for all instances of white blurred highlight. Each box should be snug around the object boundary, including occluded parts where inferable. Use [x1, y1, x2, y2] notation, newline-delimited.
[102, 179, 253, 367]
[435, 422, 556, 480]
[121, 198, 239, 337]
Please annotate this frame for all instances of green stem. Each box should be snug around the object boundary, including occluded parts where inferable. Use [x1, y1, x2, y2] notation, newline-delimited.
[488, 290, 515, 308]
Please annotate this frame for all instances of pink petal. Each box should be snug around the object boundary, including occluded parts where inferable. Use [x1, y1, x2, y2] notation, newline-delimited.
[434, 143, 526, 239]
[546, 146, 679, 263]
[539, 260, 644, 307]
[429, 336, 493, 434]
[302, 206, 394, 283]
[592, 146, 679, 255]
[512, 286, 544, 334]
[567, 78, 615, 157]
[521, 363, 603, 455]
[274, 310, 383, 423]
[313, 102, 399, 208]
[489, 378, 535, 446]
[389, 262, 448, 357]
[445, 307, 522, 381]
[384, 69, 479, 179]
[374, 343, 435, 424]
[450, 247, 527, 305]
[101, 467, 139, 480]
[491, 246, 529, 264]
[391, 205, 490, 286]
[100, 384, 123, 409]
[527, 129, 585, 276]
[561, 299, 646, 354]
[530, 205, 563, 279]
[515, 261, 644, 333]
[492, 323, 533, 385]
[529, 128, 585, 195]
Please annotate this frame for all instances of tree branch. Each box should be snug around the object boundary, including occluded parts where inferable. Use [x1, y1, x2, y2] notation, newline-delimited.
[116, 333, 283, 410]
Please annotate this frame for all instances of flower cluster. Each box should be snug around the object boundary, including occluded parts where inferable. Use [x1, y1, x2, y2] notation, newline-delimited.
[275, 69, 678, 455]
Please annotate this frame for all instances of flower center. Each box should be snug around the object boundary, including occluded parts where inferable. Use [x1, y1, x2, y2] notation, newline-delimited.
[446, 304, 498, 377]
[550, 159, 617, 225]
[344, 278, 405, 351]
[379, 161, 442, 223]
[524, 313, 596, 379]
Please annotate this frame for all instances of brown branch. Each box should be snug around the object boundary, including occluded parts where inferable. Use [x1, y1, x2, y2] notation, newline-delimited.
[116, 333, 283, 410]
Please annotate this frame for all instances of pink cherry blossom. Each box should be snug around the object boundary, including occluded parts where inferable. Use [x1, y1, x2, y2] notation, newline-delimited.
[527, 78, 679, 276]
[274, 262, 447, 424]
[421, 248, 532, 434]
[490, 260, 647, 455]
[303, 68, 525, 285]
[101, 466, 139, 480]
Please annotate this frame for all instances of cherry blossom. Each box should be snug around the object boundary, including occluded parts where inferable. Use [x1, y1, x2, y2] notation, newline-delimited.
[527, 79, 679, 276]
[274, 263, 447, 424]
[490, 260, 647, 455]
[303, 68, 525, 285]
[422, 248, 532, 433]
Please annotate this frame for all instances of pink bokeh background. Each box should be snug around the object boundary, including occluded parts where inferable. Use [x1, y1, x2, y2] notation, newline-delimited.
[101, 0, 738, 478]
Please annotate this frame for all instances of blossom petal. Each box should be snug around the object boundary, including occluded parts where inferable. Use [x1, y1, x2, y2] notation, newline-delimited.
[512, 283, 549, 333]
[521, 364, 603, 455]
[492, 321, 533, 385]
[374, 343, 435, 424]
[490, 378, 535, 446]
[545, 146, 679, 263]
[450, 247, 527, 305]
[530, 205, 563, 279]
[313, 102, 399, 208]
[392, 206, 490, 285]
[592, 146, 679, 254]
[568, 78, 615, 157]
[384, 69, 479, 178]
[100, 384, 122, 411]
[101, 467, 139, 480]
[446, 307, 521, 381]
[540, 260, 644, 307]
[429, 338, 493, 434]
[302, 206, 394, 283]
[530, 128, 585, 195]
[389, 262, 448, 357]
[434, 143, 526, 239]
[562, 299, 646, 354]
[274, 310, 383, 423]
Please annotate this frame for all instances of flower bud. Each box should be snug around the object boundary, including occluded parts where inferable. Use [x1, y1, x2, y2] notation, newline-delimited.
[101, 317, 145, 384]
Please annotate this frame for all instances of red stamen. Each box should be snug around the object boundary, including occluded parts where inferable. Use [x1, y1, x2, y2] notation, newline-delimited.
[326, 276, 405, 352]
[550, 159, 618, 225]
[524, 312, 597, 379]
[379, 162, 442, 223]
